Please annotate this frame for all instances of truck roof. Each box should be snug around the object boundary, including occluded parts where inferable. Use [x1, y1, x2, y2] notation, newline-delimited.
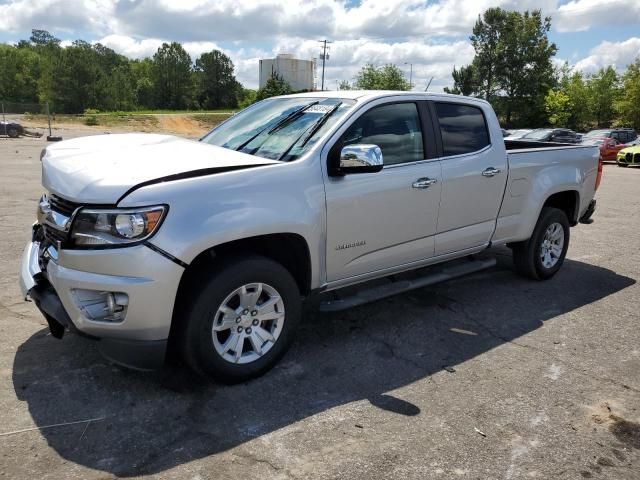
[282, 90, 490, 105]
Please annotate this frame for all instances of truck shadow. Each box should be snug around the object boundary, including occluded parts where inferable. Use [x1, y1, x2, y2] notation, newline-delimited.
[12, 253, 635, 477]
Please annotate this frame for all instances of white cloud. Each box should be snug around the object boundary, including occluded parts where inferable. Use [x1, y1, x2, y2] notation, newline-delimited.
[1, 0, 639, 91]
[555, 0, 640, 33]
[574, 37, 640, 73]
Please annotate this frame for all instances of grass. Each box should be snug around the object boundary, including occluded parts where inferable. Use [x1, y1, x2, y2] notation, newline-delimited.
[93, 109, 235, 116]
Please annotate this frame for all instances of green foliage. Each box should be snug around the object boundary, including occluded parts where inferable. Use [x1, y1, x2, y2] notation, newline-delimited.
[152, 42, 194, 110]
[615, 57, 640, 129]
[587, 66, 620, 127]
[256, 73, 292, 101]
[194, 50, 239, 109]
[338, 80, 352, 90]
[0, 29, 244, 114]
[237, 88, 257, 109]
[444, 65, 478, 96]
[353, 64, 410, 90]
[448, 8, 557, 127]
[544, 90, 571, 126]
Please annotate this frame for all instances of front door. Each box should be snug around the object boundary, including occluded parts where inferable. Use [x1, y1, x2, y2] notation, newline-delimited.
[324, 101, 442, 283]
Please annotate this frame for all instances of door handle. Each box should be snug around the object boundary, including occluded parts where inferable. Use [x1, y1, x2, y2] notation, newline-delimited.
[412, 177, 438, 189]
[482, 167, 501, 177]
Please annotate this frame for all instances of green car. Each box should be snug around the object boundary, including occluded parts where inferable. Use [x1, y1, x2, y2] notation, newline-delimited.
[617, 145, 640, 167]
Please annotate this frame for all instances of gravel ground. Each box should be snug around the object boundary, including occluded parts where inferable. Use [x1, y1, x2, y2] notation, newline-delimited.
[0, 132, 638, 479]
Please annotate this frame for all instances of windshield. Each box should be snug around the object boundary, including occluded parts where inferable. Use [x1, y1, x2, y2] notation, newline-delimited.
[202, 97, 354, 161]
[584, 130, 610, 138]
[522, 129, 552, 140]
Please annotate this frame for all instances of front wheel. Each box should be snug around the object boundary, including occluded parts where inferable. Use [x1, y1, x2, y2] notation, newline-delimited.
[512, 207, 570, 280]
[179, 255, 301, 383]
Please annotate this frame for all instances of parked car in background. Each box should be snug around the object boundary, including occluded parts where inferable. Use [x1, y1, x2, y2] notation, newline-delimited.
[505, 129, 533, 140]
[0, 121, 43, 138]
[521, 128, 581, 144]
[616, 144, 640, 167]
[583, 136, 628, 162]
[583, 128, 638, 145]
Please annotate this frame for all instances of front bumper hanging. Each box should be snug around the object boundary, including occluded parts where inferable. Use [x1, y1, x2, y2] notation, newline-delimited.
[19, 228, 169, 371]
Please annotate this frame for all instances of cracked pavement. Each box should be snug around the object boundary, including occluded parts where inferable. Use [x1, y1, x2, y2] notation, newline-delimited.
[1, 132, 639, 479]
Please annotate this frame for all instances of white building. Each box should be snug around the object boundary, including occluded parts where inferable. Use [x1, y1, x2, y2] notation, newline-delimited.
[259, 54, 316, 92]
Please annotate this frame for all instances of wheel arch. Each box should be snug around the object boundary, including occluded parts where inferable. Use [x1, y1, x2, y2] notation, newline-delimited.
[167, 233, 311, 359]
[542, 190, 580, 226]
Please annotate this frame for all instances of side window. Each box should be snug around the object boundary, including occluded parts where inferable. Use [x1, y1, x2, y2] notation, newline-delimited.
[434, 103, 490, 156]
[341, 103, 424, 165]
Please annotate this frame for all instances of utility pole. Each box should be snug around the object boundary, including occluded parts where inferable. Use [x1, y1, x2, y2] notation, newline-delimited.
[318, 40, 332, 91]
[404, 62, 413, 90]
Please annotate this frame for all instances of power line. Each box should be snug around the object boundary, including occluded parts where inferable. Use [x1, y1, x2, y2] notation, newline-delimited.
[318, 39, 332, 91]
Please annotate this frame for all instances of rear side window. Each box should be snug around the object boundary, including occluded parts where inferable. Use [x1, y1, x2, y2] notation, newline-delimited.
[435, 103, 490, 156]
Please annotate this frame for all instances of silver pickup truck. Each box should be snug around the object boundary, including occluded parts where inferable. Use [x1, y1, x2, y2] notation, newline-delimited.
[19, 91, 600, 382]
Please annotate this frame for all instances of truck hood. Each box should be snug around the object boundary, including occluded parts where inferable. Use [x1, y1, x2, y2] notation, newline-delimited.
[42, 133, 279, 204]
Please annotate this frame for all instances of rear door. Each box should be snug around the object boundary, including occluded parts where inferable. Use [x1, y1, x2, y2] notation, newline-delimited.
[430, 101, 508, 256]
[323, 100, 442, 283]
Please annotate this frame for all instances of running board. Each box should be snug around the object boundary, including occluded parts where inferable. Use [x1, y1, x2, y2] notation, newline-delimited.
[319, 257, 497, 312]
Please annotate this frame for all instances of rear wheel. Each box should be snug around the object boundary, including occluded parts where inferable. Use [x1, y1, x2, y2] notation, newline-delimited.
[7, 127, 19, 138]
[512, 207, 570, 280]
[180, 255, 301, 383]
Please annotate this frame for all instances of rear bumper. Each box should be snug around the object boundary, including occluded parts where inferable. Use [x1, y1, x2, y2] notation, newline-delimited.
[19, 231, 184, 370]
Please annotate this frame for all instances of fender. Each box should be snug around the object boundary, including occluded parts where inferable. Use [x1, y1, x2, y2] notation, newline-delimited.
[119, 156, 327, 289]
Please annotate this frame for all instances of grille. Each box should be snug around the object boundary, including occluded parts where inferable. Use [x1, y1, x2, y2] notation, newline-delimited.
[44, 226, 67, 245]
[43, 194, 83, 247]
[634, 153, 640, 164]
[49, 194, 81, 216]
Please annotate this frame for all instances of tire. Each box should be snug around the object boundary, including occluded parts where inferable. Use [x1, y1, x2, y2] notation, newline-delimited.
[512, 207, 570, 280]
[179, 255, 301, 383]
[618, 163, 628, 168]
[7, 127, 19, 138]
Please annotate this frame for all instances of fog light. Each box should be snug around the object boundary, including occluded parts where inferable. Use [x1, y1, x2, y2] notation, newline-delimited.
[71, 289, 128, 322]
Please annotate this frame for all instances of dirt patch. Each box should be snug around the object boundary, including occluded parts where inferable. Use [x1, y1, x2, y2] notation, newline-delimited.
[156, 115, 206, 136]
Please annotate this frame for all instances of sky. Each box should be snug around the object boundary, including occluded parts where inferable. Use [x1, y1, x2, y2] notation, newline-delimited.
[1, 0, 639, 92]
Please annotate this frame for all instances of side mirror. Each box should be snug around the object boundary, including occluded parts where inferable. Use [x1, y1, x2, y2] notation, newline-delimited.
[336, 144, 384, 175]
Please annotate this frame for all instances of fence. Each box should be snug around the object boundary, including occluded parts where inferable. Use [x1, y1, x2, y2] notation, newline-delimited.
[1, 101, 62, 141]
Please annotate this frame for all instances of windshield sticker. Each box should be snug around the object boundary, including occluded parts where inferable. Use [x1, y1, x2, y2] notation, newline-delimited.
[305, 105, 337, 114]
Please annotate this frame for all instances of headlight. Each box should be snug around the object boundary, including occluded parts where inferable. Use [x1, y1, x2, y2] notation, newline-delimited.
[70, 206, 166, 247]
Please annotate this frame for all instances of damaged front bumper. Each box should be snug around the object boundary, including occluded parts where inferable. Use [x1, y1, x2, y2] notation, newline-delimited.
[19, 225, 184, 370]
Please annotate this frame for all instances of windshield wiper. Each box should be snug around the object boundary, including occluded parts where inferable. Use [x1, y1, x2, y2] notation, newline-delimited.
[277, 102, 343, 161]
[234, 100, 320, 152]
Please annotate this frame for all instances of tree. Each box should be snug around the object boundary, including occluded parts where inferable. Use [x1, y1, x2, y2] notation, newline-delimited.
[152, 42, 193, 109]
[338, 80, 352, 90]
[444, 65, 478, 96]
[255, 73, 292, 101]
[29, 29, 60, 47]
[469, 8, 507, 101]
[544, 89, 571, 126]
[194, 50, 239, 109]
[353, 64, 410, 90]
[587, 66, 620, 127]
[447, 8, 557, 127]
[615, 57, 640, 129]
[237, 88, 257, 109]
[496, 10, 557, 126]
[560, 69, 590, 130]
